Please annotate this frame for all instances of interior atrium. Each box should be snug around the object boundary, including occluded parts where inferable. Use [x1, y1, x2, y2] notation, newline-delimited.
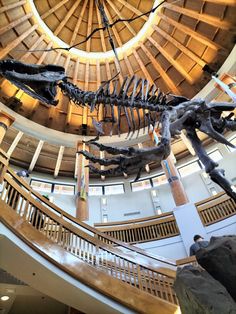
[0, 0, 235, 313]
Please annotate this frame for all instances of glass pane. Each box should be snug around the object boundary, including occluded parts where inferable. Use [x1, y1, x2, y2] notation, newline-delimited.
[227, 137, 236, 152]
[178, 161, 201, 177]
[152, 174, 167, 186]
[31, 180, 52, 193]
[210, 187, 217, 196]
[89, 186, 103, 196]
[104, 184, 124, 195]
[131, 179, 151, 192]
[54, 184, 75, 195]
[208, 150, 223, 162]
[102, 214, 108, 223]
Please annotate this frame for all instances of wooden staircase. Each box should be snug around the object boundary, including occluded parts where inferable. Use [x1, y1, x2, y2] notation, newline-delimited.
[0, 152, 180, 314]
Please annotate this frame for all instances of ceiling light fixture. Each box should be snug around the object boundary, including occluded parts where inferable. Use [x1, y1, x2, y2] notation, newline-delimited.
[1, 296, 10, 301]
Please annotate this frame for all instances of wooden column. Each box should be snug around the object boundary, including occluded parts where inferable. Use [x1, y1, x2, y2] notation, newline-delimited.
[149, 127, 189, 206]
[0, 111, 15, 144]
[76, 142, 89, 221]
[161, 156, 189, 206]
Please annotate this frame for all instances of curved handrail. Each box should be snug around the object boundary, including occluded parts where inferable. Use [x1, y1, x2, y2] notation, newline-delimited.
[195, 190, 236, 226]
[0, 163, 179, 307]
[94, 211, 174, 227]
[6, 167, 177, 266]
[0, 201, 179, 314]
[95, 215, 180, 244]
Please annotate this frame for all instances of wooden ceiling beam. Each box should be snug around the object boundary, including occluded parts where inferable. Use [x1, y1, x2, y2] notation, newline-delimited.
[96, 5, 107, 52]
[70, 0, 88, 46]
[54, 0, 82, 36]
[28, 140, 44, 172]
[123, 53, 134, 76]
[152, 24, 206, 68]
[86, 0, 94, 52]
[36, 42, 53, 65]
[148, 36, 194, 84]
[0, 0, 26, 14]
[203, 0, 236, 4]
[158, 13, 225, 51]
[132, 50, 154, 84]
[54, 146, 65, 178]
[41, 0, 70, 20]
[0, 24, 38, 59]
[7, 131, 24, 157]
[140, 43, 180, 94]
[116, 0, 148, 21]
[103, 2, 123, 47]
[65, 58, 80, 128]
[106, 0, 137, 36]
[20, 34, 45, 62]
[162, 2, 235, 30]
[0, 13, 33, 36]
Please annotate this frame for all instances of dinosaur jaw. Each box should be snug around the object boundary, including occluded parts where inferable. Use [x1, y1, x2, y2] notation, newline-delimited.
[0, 59, 66, 105]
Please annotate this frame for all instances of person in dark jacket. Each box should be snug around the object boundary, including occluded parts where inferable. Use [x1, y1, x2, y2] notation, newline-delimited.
[189, 235, 209, 256]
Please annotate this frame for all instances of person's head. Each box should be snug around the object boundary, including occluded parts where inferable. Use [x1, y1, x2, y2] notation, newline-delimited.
[193, 235, 204, 242]
[17, 169, 29, 177]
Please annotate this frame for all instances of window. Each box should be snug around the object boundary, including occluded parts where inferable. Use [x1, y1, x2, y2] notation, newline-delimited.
[208, 149, 223, 162]
[178, 161, 202, 178]
[209, 187, 217, 196]
[31, 180, 52, 193]
[131, 179, 152, 192]
[102, 214, 108, 223]
[54, 184, 75, 195]
[104, 184, 124, 195]
[227, 137, 236, 152]
[155, 206, 162, 215]
[89, 185, 103, 196]
[151, 174, 167, 186]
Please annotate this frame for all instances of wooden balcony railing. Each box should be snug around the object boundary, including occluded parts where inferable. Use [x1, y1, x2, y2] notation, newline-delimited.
[196, 191, 236, 226]
[0, 155, 180, 313]
[95, 213, 180, 244]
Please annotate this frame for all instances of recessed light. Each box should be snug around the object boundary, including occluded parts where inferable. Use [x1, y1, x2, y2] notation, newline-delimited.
[1, 296, 9, 301]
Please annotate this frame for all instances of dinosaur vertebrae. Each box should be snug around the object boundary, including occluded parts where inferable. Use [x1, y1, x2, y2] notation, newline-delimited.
[59, 76, 184, 137]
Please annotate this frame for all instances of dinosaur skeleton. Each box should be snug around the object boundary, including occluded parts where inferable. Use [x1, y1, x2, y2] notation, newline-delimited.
[0, 59, 235, 200]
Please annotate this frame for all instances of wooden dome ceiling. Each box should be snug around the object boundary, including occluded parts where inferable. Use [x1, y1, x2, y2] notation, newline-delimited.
[0, 0, 235, 138]
[33, 0, 154, 53]
[0, 0, 235, 178]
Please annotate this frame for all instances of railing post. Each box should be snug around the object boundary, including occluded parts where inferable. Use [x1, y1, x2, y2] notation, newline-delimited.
[0, 149, 9, 183]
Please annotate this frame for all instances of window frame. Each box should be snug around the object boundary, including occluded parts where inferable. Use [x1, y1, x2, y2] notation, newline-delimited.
[88, 185, 104, 196]
[177, 159, 202, 178]
[130, 178, 152, 192]
[30, 179, 75, 195]
[103, 183, 125, 195]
